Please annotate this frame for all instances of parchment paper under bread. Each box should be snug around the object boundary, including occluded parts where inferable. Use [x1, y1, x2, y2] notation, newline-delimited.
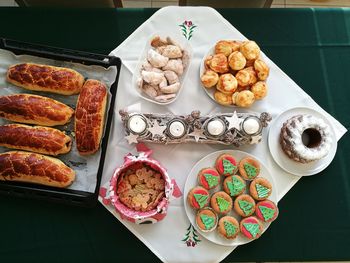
[0, 49, 118, 193]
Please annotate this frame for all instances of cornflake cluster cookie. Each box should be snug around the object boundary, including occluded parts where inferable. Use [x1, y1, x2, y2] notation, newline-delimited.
[117, 164, 165, 212]
[186, 152, 278, 242]
[201, 40, 269, 107]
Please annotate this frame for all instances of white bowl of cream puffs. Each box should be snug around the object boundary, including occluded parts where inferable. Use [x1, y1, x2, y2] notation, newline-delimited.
[134, 33, 192, 105]
[200, 40, 269, 108]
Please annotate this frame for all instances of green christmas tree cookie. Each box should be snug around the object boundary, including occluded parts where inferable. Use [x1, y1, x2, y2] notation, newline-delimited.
[243, 222, 260, 238]
[226, 177, 245, 196]
[259, 205, 275, 221]
[200, 214, 215, 230]
[255, 183, 270, 198]
[238, 200, 254, 215]
[224, 221, 237, 237]
[244, 163, 258, 178]
[223, 158, 236, 175]
[194, 193, 208, 208]
[217, 196, 230, 212]
[203, 173, 219, 188]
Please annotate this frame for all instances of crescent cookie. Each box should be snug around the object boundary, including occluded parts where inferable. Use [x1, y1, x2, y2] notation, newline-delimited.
[216, 73, 238, 94]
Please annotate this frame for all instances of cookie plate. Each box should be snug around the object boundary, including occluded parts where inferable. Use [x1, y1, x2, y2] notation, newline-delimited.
[268, 107, 337, 176]
[183, 150, 278, 247]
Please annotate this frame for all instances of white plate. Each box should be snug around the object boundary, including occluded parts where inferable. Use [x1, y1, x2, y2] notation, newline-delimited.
[268, 107, 337, 176]
[183, 150, 278, 247]
[199, 44, 270, 108]
[132, 32, 193, 105]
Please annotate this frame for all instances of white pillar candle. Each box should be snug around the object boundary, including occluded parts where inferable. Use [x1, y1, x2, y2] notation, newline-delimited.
[169, 120, 185, 138]
[128, 115, 147, 134]
[243, 117, 260, 135]
[207, 119, 225, 136]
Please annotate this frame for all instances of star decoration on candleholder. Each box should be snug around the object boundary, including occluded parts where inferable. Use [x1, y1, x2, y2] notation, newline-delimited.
[250, 135, 262, 144]
[225, 111, 242, 131]
[125, 133, 139, 144]
[148, 120, 167, 138]
[189, 128, 206, 142]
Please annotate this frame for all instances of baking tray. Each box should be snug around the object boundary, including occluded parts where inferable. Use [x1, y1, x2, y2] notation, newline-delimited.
[0, 38, 121, 207]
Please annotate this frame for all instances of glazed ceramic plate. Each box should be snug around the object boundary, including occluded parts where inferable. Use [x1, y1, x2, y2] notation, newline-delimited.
[199, 45, 269, 108]
[268, 107, 337, 176]
[183, 150, 278, 247]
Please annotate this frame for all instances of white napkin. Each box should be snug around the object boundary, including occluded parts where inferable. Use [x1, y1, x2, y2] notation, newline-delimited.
[99, 6, 347, 263]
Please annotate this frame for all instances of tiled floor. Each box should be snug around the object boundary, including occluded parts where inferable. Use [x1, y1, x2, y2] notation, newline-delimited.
[0, 0, 350, 7]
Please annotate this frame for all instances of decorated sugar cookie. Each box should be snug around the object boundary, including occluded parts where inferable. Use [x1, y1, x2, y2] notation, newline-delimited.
[223, 175, 246, 197]
[255, 200, 278, 223]
[218, 216, 240, 239]
[210, 191, 233, 214]
[239, 157, 260, 180]
[197, 168, 221, 190]
[215, 154, 237, 176]
[234, 194, 256, 217]
[240, 216, 263, 240]
[250, 177, 272, 200]
[196, 208, 218, 232]
[187, 186, 210, 210]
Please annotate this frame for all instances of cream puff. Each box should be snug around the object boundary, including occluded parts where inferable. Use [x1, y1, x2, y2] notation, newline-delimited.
[254, 59, 269, 80]
[240, 40, 261, 60]
[245, 66, 258, 86]
[216, 73, 238, 94]
[235, 90, 255, 107]
[201, 69, 219, 88]
[235, 69, 251, 87]
[228, 51, 246, 71]
[251, 81, 268, 100]
[214, 91, 233, 106]
[209, 53, 229, 74]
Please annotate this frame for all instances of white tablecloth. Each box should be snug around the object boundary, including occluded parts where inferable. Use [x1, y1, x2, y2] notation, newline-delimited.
[98, 6, 347, 263]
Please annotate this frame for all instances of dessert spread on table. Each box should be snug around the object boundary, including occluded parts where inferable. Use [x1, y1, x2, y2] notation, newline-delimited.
[136, 35, 190, 104]
[200, 40, 269, 107]
[186, 152, 278, 241]
[0, 62, 108, 188]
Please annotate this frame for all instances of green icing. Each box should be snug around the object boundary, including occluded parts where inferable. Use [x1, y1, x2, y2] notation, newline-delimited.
[223, 158, 236, 175]
[259, 205, 275, 221]
[238, 200, 254, 215]
[203, 173, 219, 188]
[226, 177, 245, 196]
[224, 221, 237, 237]
[200, 214, 215, 230]
[243, 223, 260, 238]
[217, 196, 230, 212]
[243, 163, 258, 178]
[193, 193, 208, 208]
[255, 183, 270, 198]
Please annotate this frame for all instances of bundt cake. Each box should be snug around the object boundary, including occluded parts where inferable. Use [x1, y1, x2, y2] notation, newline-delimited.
[280, 114, 332, 163]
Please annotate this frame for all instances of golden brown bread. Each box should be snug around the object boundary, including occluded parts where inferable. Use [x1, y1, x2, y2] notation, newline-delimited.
[75, 79, 107, 156]
[7, 63, 85, 95]
[0, 151, 75, 188]
[0, 94, 74, 126]
[0, 124, 72, 156]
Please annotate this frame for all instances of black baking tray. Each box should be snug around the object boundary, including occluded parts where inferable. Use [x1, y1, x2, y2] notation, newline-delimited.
[0, 38, 122, 208]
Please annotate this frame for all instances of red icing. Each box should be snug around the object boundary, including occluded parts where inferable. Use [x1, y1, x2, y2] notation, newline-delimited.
[191, 188, 209, 209]
[171, 179, 183, 198]
[255, 201, 277, 221]
[216, 155, 237, 175]
[241, 217, 260, 239]
[199, 169, 219, 189]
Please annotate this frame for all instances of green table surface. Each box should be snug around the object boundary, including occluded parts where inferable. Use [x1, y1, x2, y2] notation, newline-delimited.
[0, 7, 349, 263]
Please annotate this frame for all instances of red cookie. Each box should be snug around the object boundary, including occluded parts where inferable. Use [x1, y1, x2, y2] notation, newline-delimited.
[249, 177, 272, 200]
[239, 157, 260, 180]
[233, 194, 256, 217]
[215, 154, 237, 176]
[217, 216, 240, 239]
[196, 208, 218, 232]
[255, 200, 278, 223]
[210, 191, 233, 214]
[187, 186, 210, 210]
[240, 216, 263, 240]
[198, 168, 221, 190]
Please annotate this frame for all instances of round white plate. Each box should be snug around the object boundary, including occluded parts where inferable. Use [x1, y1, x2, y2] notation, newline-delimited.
[268, 107, 337, 176]
[183, 150, 278, 247]
[199, 45, 269, 108]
